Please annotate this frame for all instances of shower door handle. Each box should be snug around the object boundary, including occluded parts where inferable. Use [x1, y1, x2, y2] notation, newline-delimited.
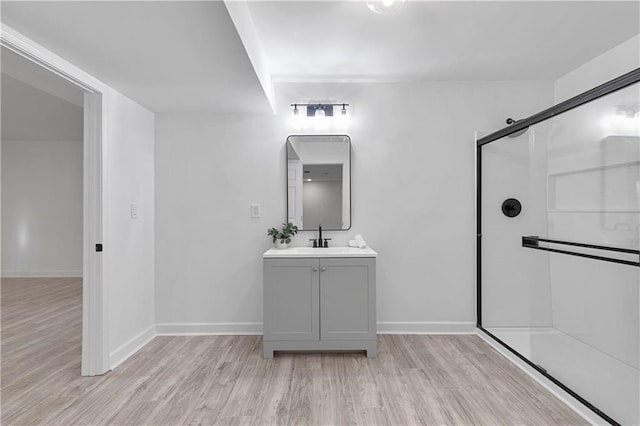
[521, 236, 640, 267]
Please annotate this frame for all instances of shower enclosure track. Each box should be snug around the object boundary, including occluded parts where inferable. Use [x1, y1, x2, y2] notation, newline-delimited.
[476, 67, 640, 426]
[477, 67, 640, 146]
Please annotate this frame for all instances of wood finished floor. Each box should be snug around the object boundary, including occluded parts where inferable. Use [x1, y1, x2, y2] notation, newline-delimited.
[1, 278, 587, 425]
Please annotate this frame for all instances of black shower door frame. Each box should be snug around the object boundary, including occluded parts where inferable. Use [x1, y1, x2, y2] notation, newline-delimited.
[476, 67, 640, 426]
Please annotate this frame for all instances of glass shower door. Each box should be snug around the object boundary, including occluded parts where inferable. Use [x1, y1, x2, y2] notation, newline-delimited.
[480, 81, 640, 425]
[527, 83, 640, 425]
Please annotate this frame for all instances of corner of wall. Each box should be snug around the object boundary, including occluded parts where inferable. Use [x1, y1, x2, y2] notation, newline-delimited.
[109, 324, 157, 369]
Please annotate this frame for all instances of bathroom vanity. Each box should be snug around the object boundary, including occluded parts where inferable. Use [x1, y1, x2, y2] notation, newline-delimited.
[262, 247, 377, 358]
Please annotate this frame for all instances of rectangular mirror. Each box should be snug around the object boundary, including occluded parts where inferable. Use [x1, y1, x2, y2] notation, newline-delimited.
[286, 135, 351, 230]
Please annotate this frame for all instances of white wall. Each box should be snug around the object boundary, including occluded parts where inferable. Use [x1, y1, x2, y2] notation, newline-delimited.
[2, 140, 83, 277]
[303, 180, 342, 229]
[555, 34, 640, 104]
[104, 88, 156, 367]
[155, 80, 554, 334]
[1, 75, 84, 277]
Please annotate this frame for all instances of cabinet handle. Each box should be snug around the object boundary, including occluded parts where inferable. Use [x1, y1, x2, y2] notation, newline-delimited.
[313, 267, 319, 271]
[321, 266, 327, 271]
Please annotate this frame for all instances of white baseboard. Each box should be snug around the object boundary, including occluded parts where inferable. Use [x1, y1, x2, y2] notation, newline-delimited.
[156, 322, 263, 335]
[109, 324, 157, 369]
[1, 270, 83, 278]
[477, 328, 606, 426]
[155, 321, 476, 336]
[377, 321, 476, 334]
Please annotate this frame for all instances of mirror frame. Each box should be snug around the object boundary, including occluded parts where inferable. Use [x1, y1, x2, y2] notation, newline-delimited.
[286, 134, 352, 231]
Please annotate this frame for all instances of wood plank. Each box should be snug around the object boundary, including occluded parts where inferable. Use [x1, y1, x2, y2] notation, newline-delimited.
[2, 278, 588, 425]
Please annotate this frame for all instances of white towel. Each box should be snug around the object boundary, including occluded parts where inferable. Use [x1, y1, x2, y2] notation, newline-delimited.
[348, 240, 357, 247]
[353, 235, 367, 248]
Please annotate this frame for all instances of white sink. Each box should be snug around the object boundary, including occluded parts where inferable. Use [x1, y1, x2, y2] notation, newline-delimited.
[264, 246, 377, 258]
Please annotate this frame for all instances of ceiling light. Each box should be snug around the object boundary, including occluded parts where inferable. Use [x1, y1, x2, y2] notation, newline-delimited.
[341, 104, 347, 116]
[367, 0, 406, 15]
[293, 104, 299, 116]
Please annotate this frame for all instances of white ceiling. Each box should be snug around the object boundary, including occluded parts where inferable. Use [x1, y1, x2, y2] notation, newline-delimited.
[2, 47, 84, 107]
[1, 1, 273, 113]
[1, 1, 638, 114]
[248, 1, 640, 82]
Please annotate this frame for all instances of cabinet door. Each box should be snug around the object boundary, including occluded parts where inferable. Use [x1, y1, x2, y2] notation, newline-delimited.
[263, 258, 319, 341]
[320, 258, 376, 340]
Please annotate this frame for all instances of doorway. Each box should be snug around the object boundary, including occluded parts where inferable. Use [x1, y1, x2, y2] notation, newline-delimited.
[0, 39, 106, 378]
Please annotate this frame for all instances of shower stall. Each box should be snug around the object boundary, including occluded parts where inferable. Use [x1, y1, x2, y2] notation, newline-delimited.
[477, 69, 640, 425]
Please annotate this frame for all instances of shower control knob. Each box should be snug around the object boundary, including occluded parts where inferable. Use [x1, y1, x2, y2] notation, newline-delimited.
[502, 198, 522, 218]
[321, 267, 327, 271]
[313, 267, 319, 271]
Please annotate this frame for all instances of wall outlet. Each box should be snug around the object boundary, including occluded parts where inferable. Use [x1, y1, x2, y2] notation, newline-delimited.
[251, 203, 261, 218]
[130, 203, 138, 219]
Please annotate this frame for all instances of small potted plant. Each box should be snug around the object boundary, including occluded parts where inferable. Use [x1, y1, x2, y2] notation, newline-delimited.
[267, 222, 298, 249]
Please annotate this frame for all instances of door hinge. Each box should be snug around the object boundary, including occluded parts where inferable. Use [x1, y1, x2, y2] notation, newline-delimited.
[96, 243, 103, 252]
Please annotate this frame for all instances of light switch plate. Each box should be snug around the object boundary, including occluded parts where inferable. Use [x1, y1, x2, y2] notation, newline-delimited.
[251, 203, 261, 218]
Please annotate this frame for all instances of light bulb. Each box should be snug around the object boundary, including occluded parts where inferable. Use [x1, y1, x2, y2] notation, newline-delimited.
[291, 106, 303, 130]
[315, 108, 325, 117]
[367, 0, 406, 14]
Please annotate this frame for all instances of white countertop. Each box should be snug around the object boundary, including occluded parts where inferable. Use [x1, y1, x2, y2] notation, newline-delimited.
[264, 246, 378, 258]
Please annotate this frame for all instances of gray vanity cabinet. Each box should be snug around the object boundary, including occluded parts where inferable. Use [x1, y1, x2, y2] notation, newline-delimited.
[319, 258, 375, 341]
[263, 256, 376, 358]
[263, 258, 319, 341]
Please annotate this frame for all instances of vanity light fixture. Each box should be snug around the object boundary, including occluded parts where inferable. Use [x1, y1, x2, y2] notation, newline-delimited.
[290, 103, 349, 117]
[366, 0, 407, 15]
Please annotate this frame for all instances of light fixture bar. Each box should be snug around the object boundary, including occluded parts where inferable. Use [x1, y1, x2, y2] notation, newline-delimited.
[290, 103, 350, 107]
[290, 103, 350, 117]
